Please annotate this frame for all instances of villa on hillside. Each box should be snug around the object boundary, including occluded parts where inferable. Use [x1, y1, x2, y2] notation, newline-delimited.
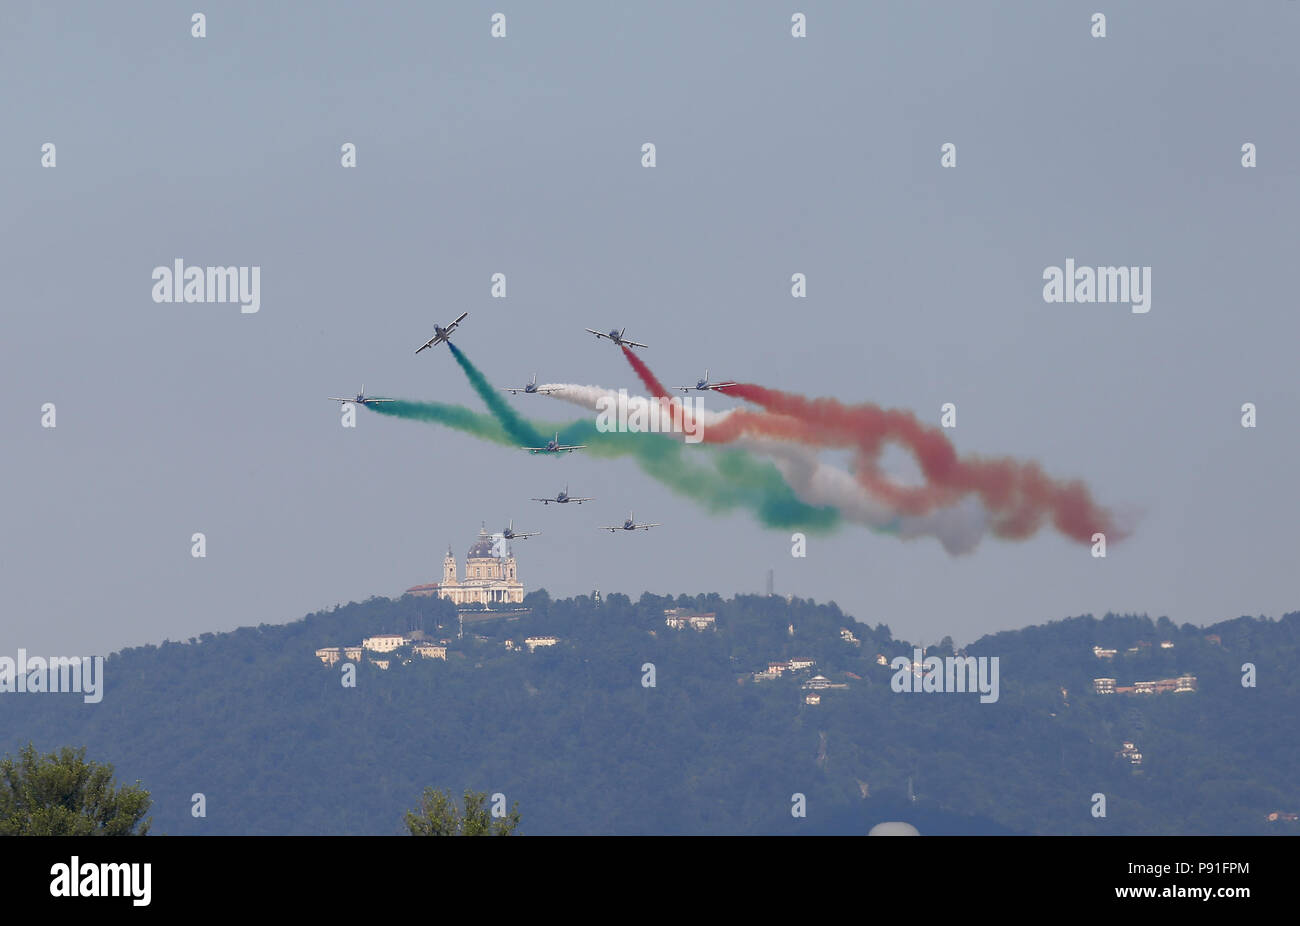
[664, 609, 717, 631]
[363, 634, 407, 653]
[525, 635, 559, 653]
[314, 634, 445, 668]
[1094, 675, 1197, 695]
[1117, 742, 1143, 766]
[802, 675, 849, 691]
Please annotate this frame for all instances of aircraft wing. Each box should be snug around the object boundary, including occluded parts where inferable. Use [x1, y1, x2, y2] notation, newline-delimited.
[674, 385, 693, 392]
[502, 386, 523, 394]
[585, 328, 609, 340]
[558, 444, 586, 451]
[450, 311, 468, 326]
[415, 337, 438, 354]
[636, 523, 661, 530]
[710, 382, 739, 390]
[623, 338, 649, 349]
[367, 397, 395, 403]
[535, 386, 559, 395]
[568, 497, 593, 503]
[328, 397, 351, 402]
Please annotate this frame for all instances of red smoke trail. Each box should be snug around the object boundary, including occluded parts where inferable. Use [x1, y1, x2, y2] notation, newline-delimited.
[611, 350, 1124, 546]
[719, 383, 1125, 544]
[703, 407, 836, 446]
[619, 345, 686, 427]
[621, 346, 673, 399]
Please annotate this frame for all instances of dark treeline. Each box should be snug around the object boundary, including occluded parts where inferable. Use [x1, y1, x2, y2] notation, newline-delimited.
[1, 591, 1295, 835]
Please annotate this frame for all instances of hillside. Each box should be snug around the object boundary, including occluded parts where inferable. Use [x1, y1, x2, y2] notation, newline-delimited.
[2, 592, 1296, 835]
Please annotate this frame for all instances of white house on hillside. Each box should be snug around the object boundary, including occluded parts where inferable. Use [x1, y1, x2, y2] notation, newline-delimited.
[363, 634, 408, 653]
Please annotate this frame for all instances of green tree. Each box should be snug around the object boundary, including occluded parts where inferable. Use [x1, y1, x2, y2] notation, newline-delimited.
[404, 788, 520, 835]
[0, 744, 152, 835]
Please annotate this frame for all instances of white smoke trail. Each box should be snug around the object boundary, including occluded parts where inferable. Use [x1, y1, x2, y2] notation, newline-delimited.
[535, 384, 988, 554]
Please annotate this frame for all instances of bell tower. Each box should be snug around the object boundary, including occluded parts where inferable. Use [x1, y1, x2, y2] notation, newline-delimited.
[442, 545, 458, 586]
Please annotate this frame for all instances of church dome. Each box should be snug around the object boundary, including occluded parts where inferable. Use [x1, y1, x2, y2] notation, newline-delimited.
[467, 526, 498, 559]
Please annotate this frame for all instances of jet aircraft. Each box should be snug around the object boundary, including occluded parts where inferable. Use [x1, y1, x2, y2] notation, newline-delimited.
[524, 433, 587, 454]
[502, 374, 558, 396]
[584, 326, 648, 349]
[531, 485, 594, 505]
[674, 369, 738, 392]
[500, 519, 540, 541]
[415, 312, 468, 353]
[328, 385, 394, 406]
[600, 512, 661, 532]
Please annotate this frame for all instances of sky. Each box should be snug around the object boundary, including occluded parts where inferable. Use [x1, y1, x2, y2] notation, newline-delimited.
[2, 1, 1298, 657]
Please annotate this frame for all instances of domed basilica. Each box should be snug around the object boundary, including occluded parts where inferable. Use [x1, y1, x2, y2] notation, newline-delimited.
[405, 525, 525, 606]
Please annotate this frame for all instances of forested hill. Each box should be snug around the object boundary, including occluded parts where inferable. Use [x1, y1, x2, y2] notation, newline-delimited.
[2, 591, 1296, 835]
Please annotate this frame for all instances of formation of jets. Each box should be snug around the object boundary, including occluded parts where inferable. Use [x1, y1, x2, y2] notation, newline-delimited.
[328, 386, 394, 407]
[501, 374, 558, 396]
[675, 370, 737, 393]
[415, 312, 468, 353]
[585, 326, 647, 350]
[532, 485, 594, 505]
[600, 512, 660, 532]
[332, 313, 671, 537]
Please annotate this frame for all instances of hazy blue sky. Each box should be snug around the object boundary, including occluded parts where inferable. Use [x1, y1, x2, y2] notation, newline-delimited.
[3, 1, 1297, 657]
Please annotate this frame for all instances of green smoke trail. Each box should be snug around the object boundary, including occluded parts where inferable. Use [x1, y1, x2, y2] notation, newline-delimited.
[366, 399, 513, 446]
[715, 448, 844, 531]
[447, 342, 548, 447]
[548, 420, 841, 532]
[370, 343, 841, 531]
[364, 398, 840, 531]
